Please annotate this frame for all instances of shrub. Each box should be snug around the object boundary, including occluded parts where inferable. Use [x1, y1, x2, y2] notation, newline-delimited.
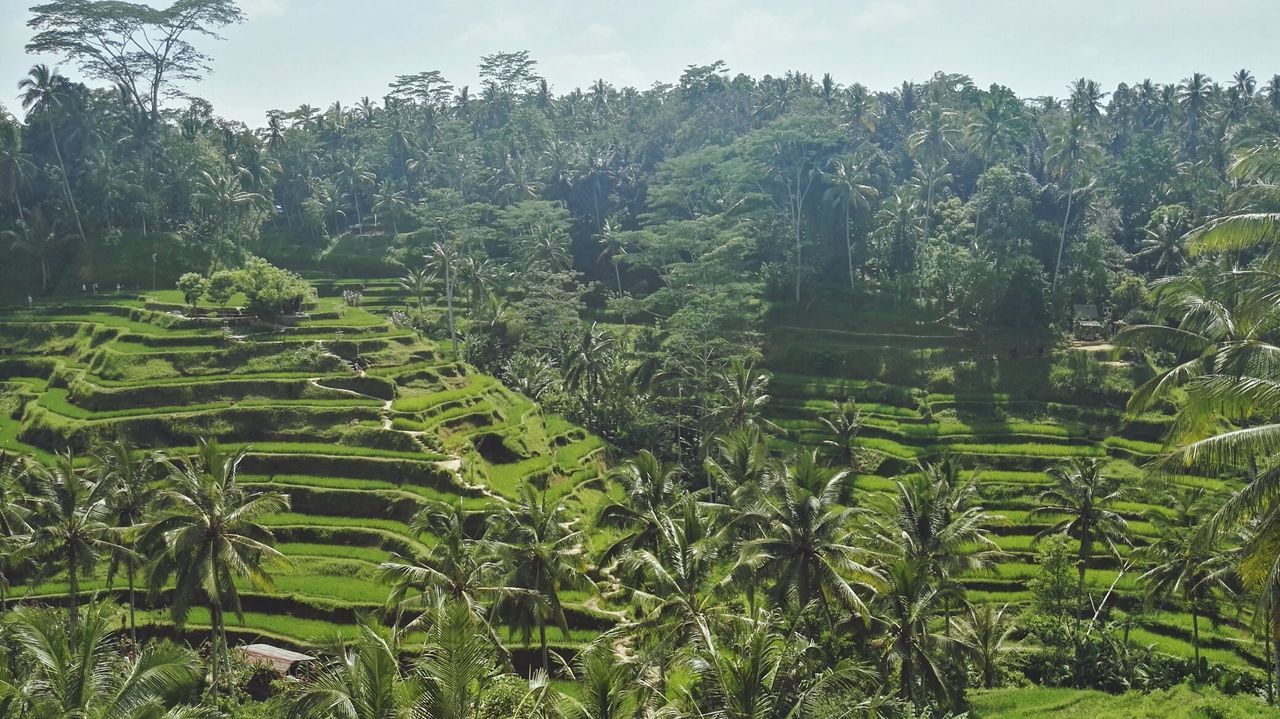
[236, 256, 315, 318]
[206, 270, 238, 307]
[175, 272, 207, 310]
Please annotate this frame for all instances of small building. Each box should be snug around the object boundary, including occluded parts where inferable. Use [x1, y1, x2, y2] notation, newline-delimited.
[1072, 304, 1104, 340]
[236, 644, 317, 675]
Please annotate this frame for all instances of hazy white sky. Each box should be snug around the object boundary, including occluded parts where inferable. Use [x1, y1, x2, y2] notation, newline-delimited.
[3, 0, 1280, 126]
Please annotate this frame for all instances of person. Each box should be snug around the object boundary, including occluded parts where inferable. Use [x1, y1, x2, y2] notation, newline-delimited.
[116, 282, 122, 293]
[81, 283, 87, 293]
[92, 282, 99, 295]
[27, 295, 33, 307]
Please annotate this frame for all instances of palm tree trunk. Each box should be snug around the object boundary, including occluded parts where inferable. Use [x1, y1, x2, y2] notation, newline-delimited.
[445, 262, 458, 356]
[67, 547, 79, 633]
[845, 197, 854, 291]
[1192, 606, 1201, 678]
[210, 602, 222, 702]
[1052, 164, 1075, 294]
[539, 621, 549, 673]
[48, 122, 87, 246]
[127, 558, 137, 648]
[614, 260, 622, 297]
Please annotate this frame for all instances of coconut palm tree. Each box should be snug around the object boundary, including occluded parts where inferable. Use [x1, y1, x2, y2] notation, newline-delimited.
[23, 450, 121, 633]
[821, 152, 880, 288]
[564, 322, 615, 396]
[816, 398, 862, 467]
[873, 558, 967, 708]
[737, 454, 880, 627]
[2, 604, 212, 719]
[92, 436, 163, 648]
[145, 439, 289, 701]
[595, 219, 627, 296]
[559, 646, 641, 719]
[702, 361, 780, 441]
[3, 207, 70, 291]
[289, 619, 411, 719]
[18, 64, 86, 246]
[614, 495, 731, 664]
[598, 450, 685, 564]
[414, 597, 500, 719]
[426, 241, 459, 355]
[958, 603, 1019, 689]
[1030, 459, 1129, 630]
[1046, 113, 1100, 293]
[0, 451, 33, 612]
[703, 426, 778, 511]
[398, 263, 432, 308]
[371, 179, 409, 235]
[487, 485, 593, 672]
[1135, 207, 1189, 276]
[1137, 489, 1235, 676]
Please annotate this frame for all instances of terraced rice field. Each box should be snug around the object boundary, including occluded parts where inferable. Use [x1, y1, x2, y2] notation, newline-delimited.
[0, 279, 612, 658]
[762, 301, 1265, 670]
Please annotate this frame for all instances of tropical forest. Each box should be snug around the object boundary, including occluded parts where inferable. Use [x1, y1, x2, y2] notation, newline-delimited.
[3, 1, 1280, 717]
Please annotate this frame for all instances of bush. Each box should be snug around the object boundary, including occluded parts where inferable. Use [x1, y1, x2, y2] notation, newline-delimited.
[236, 256, 315, 318]
[176, 272, 207, 310]
[206, 270, 238, 307]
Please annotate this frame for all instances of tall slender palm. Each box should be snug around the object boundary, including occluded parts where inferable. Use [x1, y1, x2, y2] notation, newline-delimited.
[702, 361, 779, 440]
[398, 263, 432, 308]
[907, 105, 958, 245]
[24, 450, 120, 633]
[371, 179, 409, 235]
[564, 322, 615, 396]
[92, 437, 162, 648]
[145, 439, 290, 701]
[18, 64, 87, 246]
[0, 124, 35, 234]
[487, 485, 593, 672]
[1138, 489, 1234, 675]
[968, 85, 1028, 232]
[703, 426, 778, 510]
[1046, 113, 1098, 293]
[821, 152, 879, 288]
[426, 241, 459, 355]
[1030, 459, 1129, 630]
[4, 207, 70, 291]
[2, 604, 211, 719]
[595, 219, 627, 296]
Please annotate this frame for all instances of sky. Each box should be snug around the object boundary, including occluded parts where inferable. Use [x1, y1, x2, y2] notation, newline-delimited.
[3, 0, 1280, 127]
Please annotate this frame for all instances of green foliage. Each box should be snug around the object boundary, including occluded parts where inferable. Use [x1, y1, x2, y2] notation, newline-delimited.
[234, 256, 315, 318]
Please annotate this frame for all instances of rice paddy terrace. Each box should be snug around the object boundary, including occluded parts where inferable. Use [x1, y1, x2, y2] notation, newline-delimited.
[762, 299, 1266, 672]
[0, 279, 611, 658]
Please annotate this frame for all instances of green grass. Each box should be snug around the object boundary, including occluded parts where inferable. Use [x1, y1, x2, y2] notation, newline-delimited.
[969, 685, 1276, 718]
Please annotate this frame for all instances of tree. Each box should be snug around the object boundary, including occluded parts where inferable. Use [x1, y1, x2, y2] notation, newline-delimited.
[1, 604, 210, 719]
[487, 485, 593, 672]
[27, 0, 245, 120]
[821, 152, 879, 288]
[958, 603, 1018, 689]
[598, 450, 685, 564]
[1137, 489, 1234, 676]
[702, 360, 779, 440]
[176, 272, 207, 310]
[874, 558, 966, 708]
[1030, 458, 1129, 632]
[145, 439, 289, 701]
[1046, 113, 1098, 294]
[738, 453, 880, 626]
[372, 179, 409, 235]
[23, 450, 120, 633]
[18, 64, 87, 246]
[399, 263, 432, 308]
[415, 597, 500, 719]
[426, 241, 459, 355]
[92, 436, 162, 648]
[289, 619, 409, 719]
[0, 452, 33, 612]
[816, 398, 861, 467]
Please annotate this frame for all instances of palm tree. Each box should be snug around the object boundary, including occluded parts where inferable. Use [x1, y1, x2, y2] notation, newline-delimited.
[0, 123, 35, 234]
[378, 500, 518, 667]
[958, 603, 1018, 689]
[595, 219, 627, 296]
[1046, 113, 1098, 293]
[371, 179, 409, 235]
[398, 263, 432, 308]
[23, 450, 120, 632]
[92, 437, 162, 648]
[614, 497, 732, 679]
[415, 597, 500, 719]
[907, 105, 958, 245]
[1030, 458, 1129, 630]
[1135, 207, 1189, 276]
[564, 322, 615, 396]
[738, 454, 880, 627]
[560, 646, 640, 719]
[0, 451, 33, 612]
[145, 439, 290, 701]
[487, 485, 593, 672]
[598, 450, 685, 564]
[289, 619, 409, 719]
[968, 85, 1028, 231]
[426, 241, 459, 355]
[1137, 489, 1234, 676]
[821, 152, 879, 288]
[3, 207, 69, 292]
[703, 426, 777, 510]
[18, 64, 87, 246]
[874, 558, 966, 708]
[2, 604, 210, 719]
[702, 361, 780, 441]
[817, 398, 862, 467]
[335, 150, 375, 232]
[192, 166, 267, 271]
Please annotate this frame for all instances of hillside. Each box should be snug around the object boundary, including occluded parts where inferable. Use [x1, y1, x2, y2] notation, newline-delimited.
[0, 278, 612, 658]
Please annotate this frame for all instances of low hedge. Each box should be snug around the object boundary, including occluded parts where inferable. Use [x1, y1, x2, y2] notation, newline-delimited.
[239, 453, 477, 496]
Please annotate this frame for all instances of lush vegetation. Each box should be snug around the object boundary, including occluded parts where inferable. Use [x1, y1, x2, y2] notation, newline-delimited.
[4, 0, 1280, 717]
